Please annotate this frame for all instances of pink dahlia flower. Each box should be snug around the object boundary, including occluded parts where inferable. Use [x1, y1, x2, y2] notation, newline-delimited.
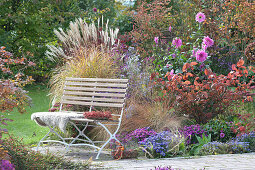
[154, 37, 159, 44]
[196, 49, 208, 62]
[169, 26, 172, 32]
[196, 12, 206, 23]
[93, 8, 97, 12]
[172, 38, 182, 48]
[202, 43, 207, 51]
[170, 69, 174, 75]
[192, 48, 197, 57]
[203, 36, 214, 47]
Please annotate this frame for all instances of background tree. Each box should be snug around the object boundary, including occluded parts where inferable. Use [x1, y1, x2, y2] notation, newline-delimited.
[0, 0, 118, 82]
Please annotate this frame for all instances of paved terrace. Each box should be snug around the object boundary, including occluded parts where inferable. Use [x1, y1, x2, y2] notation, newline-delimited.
[34, 145, 255, 169]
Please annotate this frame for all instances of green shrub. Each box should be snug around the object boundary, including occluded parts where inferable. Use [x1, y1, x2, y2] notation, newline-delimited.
[203, 119, 236, 143]
[1, 135, 89, 170]
[189, 134, 211, 156]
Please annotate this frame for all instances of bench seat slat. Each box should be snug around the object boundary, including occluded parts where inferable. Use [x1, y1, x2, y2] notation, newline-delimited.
[62, 96, 125, 103]
[63, 87, 126, 93]
[65, 82, 128, 88]
[66, 77, 128, 83]
[62, 100, 124, 108]
[63, 91, 126, 98]
[70, 118, 119, 122]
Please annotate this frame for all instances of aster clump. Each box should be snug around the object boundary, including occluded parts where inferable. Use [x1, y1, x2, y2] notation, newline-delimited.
[234, 132, 255, 152]
[195, 12, 206, 23]
[196, 50, 208, 62]
[172, 38, 182, 49]
[200, 141, 251, 155]
[139, 131, 184, 158]
[179, 125, 207, 145]
[0, 160, 15, 170]
[126, 127, 157, 143]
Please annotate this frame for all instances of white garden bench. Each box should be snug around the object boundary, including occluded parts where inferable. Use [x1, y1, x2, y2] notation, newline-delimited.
[31, 77, 128, 159]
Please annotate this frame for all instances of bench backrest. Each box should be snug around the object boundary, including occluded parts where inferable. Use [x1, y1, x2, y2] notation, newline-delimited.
[60, 77, 129, 113]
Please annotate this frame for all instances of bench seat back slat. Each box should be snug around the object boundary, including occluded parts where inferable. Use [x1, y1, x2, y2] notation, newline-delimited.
[62, 96, 125, 103]
[65, 82, 128, 88]
[63, 91, 126, 98]
[63, 86, 127, 93]
[65, 77, 128, 83]
[60, 77, 128, 109]
[61, 100, 124, 108]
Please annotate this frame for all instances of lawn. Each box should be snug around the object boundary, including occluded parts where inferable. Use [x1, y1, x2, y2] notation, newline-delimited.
[3, 85, 50, 145]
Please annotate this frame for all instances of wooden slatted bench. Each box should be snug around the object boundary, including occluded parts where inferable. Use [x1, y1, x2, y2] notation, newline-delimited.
[33, 77, 129, 159]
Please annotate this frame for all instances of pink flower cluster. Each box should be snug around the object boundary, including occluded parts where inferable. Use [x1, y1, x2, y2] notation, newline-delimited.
[196, 12, 206, 23]
[196, 50, 208, 62]
[172, 38, 182, 48]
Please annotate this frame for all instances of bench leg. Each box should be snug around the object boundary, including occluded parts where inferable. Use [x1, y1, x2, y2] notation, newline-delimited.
[95, 122, 122, 159]
[66, 121, 95, 152]
[37, 125, 68, 151]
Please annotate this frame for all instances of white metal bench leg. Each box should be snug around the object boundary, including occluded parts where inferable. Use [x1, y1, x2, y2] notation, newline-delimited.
[66, 121, 95, 152]
[95, 122, 121, 159]
[36, 126, 68, 151]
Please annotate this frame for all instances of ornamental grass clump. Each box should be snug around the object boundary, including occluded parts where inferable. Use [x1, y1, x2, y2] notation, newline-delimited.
[1, 135, 88, 169]
[47, 18, 120, 105]
[120, 100, 185, 133]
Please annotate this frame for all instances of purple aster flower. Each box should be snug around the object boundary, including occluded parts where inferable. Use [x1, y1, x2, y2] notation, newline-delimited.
[196, 49, 208, 62]
[1, 160, 15, 169]
[199, 63, 205, 70]
[172, 38, 182, 48]
[154, 37, 159, 44]
[169, 26, 172, 32]
[203, 36, 214, 47]
[220, 132, 225, 138]
[172, 53, 176, 58]
[196, 12, 206, 23]
[93, 8, 97, 12]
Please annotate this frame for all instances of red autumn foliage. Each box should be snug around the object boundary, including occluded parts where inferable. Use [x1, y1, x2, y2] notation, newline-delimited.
[231, 113, 255, 137]
[151, 59, 254, 124]
[0, 47, 34, 113]
[129, 0, 172, 59]
[83, 111, 112, 120]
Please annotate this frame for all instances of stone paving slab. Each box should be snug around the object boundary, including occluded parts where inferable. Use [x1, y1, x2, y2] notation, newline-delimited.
[98, 153, 255, 170]
[33, 145, 255, 170]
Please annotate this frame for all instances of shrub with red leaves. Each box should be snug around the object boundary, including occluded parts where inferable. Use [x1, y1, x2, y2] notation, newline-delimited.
[83, 111, 112, 120]
[151, 59, 254, 124]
